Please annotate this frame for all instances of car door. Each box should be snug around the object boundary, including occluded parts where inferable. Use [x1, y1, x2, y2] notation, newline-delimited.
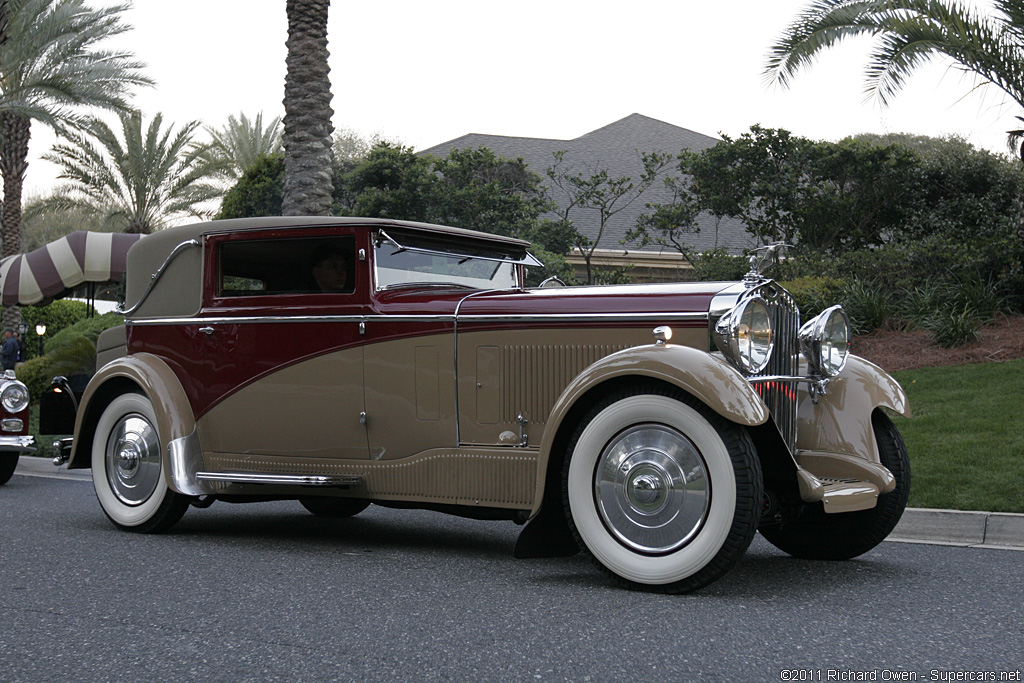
[195, 227, 370, 461]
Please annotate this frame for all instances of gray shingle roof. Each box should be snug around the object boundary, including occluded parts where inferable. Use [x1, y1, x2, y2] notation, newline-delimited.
[419, 113, 754, 256]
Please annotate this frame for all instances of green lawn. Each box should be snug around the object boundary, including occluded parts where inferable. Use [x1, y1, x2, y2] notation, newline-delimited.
[891, 359, 1024, 513]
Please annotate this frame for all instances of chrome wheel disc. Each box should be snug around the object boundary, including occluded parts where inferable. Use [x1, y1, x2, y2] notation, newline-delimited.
[105, 413, 161, 506]
[594, 423, 710, 554]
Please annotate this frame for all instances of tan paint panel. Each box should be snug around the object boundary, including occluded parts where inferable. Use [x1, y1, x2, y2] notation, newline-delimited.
[363, 334, 457, 461]
[457, 326, 707, 446]
[415, 346, 440, 421]
[200, 346, 367, 459]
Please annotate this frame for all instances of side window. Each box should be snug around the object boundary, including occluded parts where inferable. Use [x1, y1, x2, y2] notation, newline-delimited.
[218, 236, 357, 296]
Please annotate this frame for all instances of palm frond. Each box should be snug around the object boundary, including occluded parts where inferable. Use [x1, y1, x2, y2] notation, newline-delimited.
[42, 111, 221, 233]
[766, 0, 1024, 114]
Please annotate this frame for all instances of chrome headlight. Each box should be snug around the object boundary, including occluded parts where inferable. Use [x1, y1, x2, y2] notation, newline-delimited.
[799, 305, 850, 377]
[713, 295, 774, 374]
[1, 380, 29, 414]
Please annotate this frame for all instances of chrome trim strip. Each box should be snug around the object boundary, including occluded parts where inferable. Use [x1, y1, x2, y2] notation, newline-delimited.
[128, 312, 710, 327]
[195, 472, 363, 487]
[121, 239, 201, 316]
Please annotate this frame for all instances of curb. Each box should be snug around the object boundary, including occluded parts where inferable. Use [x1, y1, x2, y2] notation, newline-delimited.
[889, 507, 1024, 550]
[13, 457, 1024, 549]
[14, 454, 91, 481]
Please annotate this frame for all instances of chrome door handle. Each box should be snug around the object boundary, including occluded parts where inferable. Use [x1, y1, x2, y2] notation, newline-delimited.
[198, 326, 215, 335]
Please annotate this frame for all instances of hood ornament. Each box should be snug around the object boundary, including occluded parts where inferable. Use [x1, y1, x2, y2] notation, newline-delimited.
[743, 243, 789, 286]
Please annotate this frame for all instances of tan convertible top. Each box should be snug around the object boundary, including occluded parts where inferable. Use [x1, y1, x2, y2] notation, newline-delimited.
[123, 217, 534, 319]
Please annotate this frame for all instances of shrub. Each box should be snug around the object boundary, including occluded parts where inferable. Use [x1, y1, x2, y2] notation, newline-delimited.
[841, 279, 892, 334]
[44, 312, 124, 355]
[692, 249, 748, 281]
[945, 273, 1005, 323]
[779, 276, 845, 319]
[923, 304, 982, 348]
[21, 313, 124, 401]
[18, 300, 93, 360]
[15, 356, 55, 403]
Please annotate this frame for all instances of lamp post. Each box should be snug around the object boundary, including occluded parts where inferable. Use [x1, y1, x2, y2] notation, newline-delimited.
[35, 324, 46, 357]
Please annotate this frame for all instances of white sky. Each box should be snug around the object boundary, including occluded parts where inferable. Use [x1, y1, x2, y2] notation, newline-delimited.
[24, 0, 1021, 197]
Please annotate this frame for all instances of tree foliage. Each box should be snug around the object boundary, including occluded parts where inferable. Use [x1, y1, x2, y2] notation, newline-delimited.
[204, 111, 282, 182]
[36, 111, 221, 233]
[0, 0, 150, 326]
[546, 150, 674, 284]
[765, 0, 1024, 157]
[216, 154, 285, 220]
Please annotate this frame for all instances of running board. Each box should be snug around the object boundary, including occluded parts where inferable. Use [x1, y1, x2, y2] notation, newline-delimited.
[195, 472, 363, 488]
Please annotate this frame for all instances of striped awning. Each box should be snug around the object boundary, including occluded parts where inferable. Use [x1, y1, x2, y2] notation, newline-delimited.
[0, 231, 144, 306]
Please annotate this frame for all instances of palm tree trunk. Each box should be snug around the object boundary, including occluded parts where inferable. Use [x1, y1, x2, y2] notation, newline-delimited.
[282, 0, 334, 216]
[0, 112, 30, 329]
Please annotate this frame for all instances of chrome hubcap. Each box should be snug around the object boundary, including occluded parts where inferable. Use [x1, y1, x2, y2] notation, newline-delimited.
[105, 413, 161, 506]
[594, 423, 710, 554]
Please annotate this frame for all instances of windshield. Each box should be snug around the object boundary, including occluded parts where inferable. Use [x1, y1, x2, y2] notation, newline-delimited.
[373, 229, 528, 290]
[375, 245, 518, 290]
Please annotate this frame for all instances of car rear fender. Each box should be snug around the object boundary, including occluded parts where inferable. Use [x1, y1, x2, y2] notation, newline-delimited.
[533, 343, 769, 514]
[66, 353, 198, 492]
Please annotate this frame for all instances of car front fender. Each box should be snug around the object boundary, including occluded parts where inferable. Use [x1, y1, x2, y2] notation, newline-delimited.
[795, 355, 909, 492]
[532, 343, 769, 514]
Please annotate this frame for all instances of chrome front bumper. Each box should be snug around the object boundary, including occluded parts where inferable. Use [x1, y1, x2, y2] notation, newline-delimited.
[0, 435, 37, 454]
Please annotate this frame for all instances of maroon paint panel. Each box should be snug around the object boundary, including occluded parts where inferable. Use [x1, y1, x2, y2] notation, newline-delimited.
[129, 318, 455, 420]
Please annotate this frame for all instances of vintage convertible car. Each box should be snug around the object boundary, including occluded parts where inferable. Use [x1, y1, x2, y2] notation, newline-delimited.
[0, 370, 35, 485]
[47, 216, 909, 593]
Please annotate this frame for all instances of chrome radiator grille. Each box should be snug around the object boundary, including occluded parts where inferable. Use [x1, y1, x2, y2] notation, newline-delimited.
[751, 283, 800, 451]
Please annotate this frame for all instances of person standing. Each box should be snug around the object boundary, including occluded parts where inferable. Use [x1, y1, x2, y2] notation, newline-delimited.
[1, 330, 18, 371]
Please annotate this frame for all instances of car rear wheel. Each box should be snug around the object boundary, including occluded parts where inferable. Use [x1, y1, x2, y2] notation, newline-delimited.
[92, 393, 190, 533]
[563, 389, 762, 593]
[0, 454, 17, 485]
[300, 497, 370, 518]
[759, 411, 910, 560]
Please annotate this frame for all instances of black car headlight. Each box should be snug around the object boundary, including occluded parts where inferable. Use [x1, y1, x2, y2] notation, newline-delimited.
[799, 305, 850, 377]
[713, 295, 774, 374]
[1, 380, 29, 414]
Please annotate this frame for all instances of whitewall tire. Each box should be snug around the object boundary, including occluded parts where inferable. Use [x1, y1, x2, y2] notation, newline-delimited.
[91, 393, 190, 533]
[563, 389, 762, 593]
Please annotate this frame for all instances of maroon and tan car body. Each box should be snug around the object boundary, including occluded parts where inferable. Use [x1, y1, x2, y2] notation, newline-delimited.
[60, 217, 907, 530]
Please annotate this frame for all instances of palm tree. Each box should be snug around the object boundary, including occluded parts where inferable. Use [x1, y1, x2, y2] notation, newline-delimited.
[282, 0, 334, 216]
[0, 0, 150, 326]
[765, 0, 1024, 156]
[204, 111, 283, 182]
[35, 111, 221, 233]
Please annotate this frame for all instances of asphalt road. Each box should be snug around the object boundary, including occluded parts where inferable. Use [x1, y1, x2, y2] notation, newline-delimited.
[2, 471, 1022, 683]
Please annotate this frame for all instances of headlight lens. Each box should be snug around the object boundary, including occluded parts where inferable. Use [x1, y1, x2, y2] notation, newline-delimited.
[1, 381, 29, 414]
[713, 295, 774, 374]
[799, 305, 850, 377]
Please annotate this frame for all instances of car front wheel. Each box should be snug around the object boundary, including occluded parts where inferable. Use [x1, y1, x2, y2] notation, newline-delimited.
[759, 410, 910, 560]
[91, 393, 190, 533]
[0, 453, 17, 485]
[563, 389, 763, 593]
